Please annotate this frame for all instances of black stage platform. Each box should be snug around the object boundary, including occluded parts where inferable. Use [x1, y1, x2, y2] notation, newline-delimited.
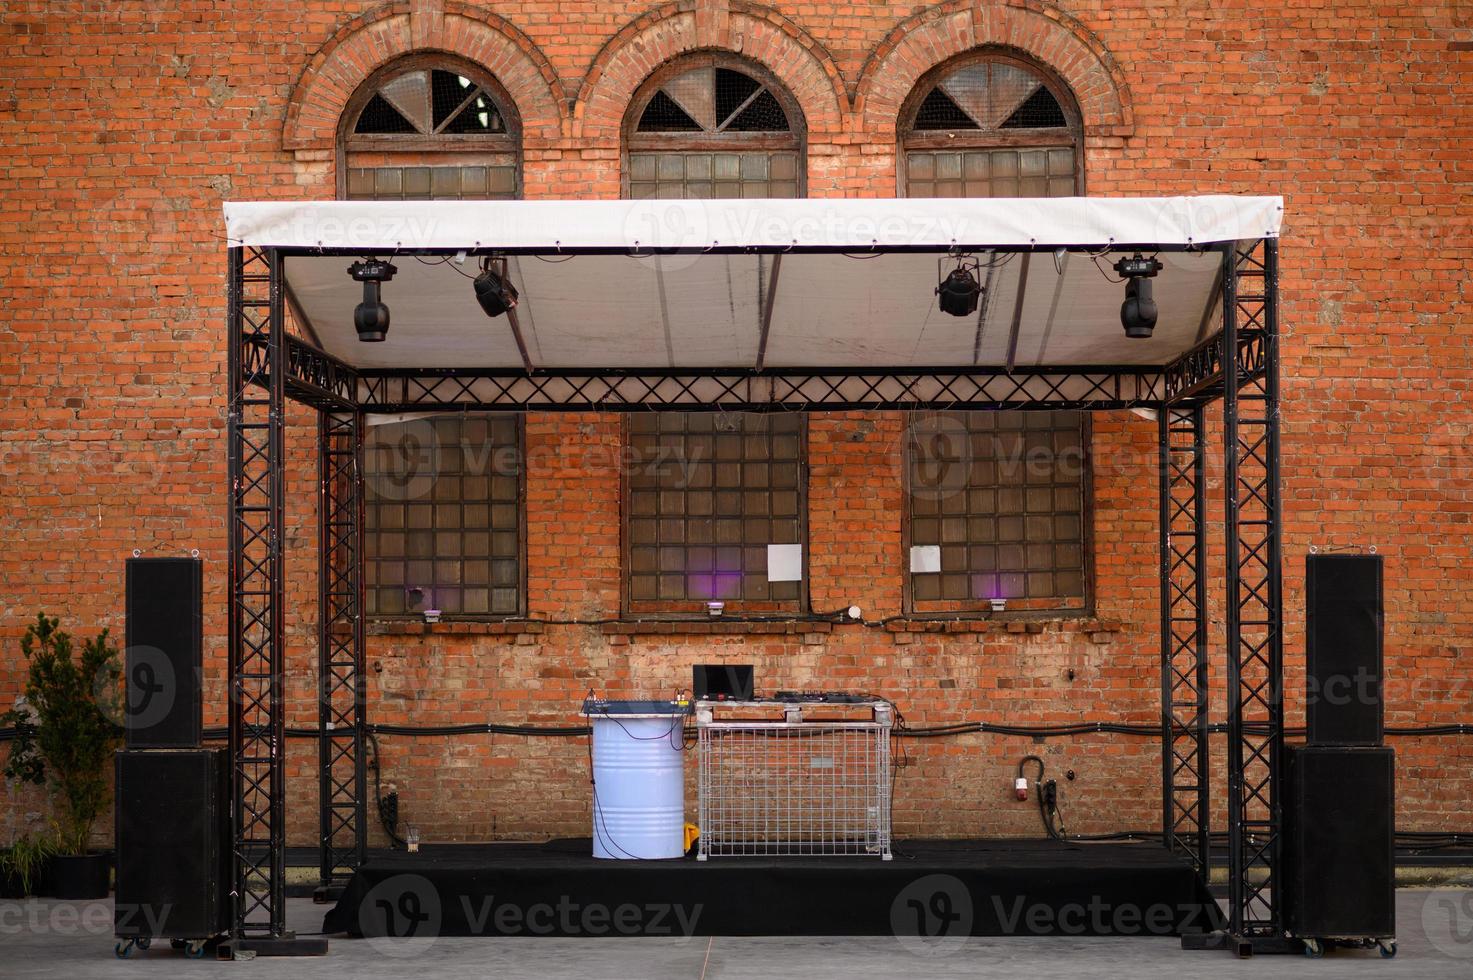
[324, 838, 1222, 939]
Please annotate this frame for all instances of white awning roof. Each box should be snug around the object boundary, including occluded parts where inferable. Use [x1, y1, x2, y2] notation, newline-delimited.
[222, 197, 1281, 372]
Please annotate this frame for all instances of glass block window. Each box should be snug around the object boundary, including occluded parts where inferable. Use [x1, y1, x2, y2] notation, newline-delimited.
[364, 416, 523, 618]
[902, 54, 1081, 198]
[906, 412, 1088, 613]
[628, 150, 800, 200]
[625, 56, 804, 199]
[340, 58, 520, 200]
[906, 147, 1077, 199]
[624, 413, 806, 614]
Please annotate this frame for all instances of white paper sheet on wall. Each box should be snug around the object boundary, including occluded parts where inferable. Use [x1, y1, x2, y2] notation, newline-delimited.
[767, 544, 803, 582]
[910, 545, 942, 574]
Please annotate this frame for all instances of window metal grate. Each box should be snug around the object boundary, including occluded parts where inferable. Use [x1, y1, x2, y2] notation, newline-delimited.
[696, 701, 893, 860]
[907, 411, 1087, 608]
[354, 69, 507, 136]
[911, 62, 1068, 132]
[364, 415, 522, 618]
[635, 66, 790, 134]
[625, 412, 805, 611]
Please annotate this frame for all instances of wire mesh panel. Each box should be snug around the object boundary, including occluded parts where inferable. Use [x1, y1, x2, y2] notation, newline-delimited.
[697, 702, 892, 859]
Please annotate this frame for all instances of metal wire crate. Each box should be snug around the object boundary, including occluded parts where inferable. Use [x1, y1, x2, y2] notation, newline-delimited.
[696, 699, 892, 860]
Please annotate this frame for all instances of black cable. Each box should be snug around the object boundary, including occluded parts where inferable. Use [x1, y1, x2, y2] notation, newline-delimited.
[365, 731, 405, 849]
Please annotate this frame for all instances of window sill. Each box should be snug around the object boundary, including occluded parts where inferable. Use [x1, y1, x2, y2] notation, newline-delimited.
[358, 616, 1127, 640]
[365, 619, 544, 638]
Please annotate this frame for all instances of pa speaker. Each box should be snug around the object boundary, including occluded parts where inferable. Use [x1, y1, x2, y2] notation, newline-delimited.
[1305, 553, 1383, 746]
[124, 557, 203, 748]
[114, 748, 230, 940]
[1283, 744, 1395, 940]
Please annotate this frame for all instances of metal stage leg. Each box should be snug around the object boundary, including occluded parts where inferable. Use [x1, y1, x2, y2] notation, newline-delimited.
[226, 245, 328, 957]
[316, 411, 367, 901]
[1217, 239, 1287, 954]
[1159, 405, 1209, 878]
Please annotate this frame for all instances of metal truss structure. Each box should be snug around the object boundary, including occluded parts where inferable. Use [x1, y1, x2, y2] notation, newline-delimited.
[225, 239, 1282, 952]
[1159, 404, 1209, 877]
[317, 412, 366, 890]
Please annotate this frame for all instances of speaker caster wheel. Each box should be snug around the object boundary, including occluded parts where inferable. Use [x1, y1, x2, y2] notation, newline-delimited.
[115, 941, 136, 959]
[1378, 940, 1397, 959]
[136, 937, 151, 951]
[1302, 938, 1323, 958]
[185, 941, 207, 959]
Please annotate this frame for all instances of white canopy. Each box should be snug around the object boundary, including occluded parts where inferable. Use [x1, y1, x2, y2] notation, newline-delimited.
[222, 196, 1282, 371]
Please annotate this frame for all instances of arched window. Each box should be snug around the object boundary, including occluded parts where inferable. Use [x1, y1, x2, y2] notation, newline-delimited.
[338, 55, 521, 200]
[900, 52, 1082, 198]
[624, 54, 804, 198]
[900, 53, 1090, 615]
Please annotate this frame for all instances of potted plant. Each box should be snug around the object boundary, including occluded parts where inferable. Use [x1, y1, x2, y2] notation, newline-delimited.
[2, 613, 123, 899]
[0, 832, 58, 898]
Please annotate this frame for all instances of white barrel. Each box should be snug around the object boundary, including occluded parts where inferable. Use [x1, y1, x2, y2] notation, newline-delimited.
[590, 716, 685, 859]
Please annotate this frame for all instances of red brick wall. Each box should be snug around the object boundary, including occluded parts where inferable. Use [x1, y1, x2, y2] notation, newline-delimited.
[1, 0, 1470, 847]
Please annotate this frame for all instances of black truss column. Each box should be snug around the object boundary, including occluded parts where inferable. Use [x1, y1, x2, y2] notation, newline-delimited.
[1159, 405, 1209, 877]
[1222, 239, 1285, 939]
[227, 246, 287, 937]
[317, 411, 366, 892]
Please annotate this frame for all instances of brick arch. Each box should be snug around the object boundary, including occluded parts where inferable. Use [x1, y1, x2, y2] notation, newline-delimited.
[573, 0, 848, 140]
[282, 0, 564, 152]
[855, 0, 1133, 138]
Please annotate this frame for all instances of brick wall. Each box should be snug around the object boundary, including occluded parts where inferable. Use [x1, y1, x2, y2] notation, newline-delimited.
[1, 0, 1471, 847]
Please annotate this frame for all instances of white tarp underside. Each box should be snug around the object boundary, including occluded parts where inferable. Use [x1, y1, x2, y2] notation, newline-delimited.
[222, 196, 1282, 371]
[284, 248, 1223, 369]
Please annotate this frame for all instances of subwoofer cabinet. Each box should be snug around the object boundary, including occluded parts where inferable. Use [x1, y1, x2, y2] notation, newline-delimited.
[1282, 744, 1395, 948]
[114, 748, 231, 946]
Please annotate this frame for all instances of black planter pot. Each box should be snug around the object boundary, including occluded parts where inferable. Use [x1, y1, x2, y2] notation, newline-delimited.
[46, 852, 111, 900]
[0, 867, 26, 899]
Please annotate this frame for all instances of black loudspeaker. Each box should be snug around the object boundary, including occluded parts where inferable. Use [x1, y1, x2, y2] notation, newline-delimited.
[125, 557, 203, 748]
[114, 748, 231, 940]
[1305, 553, 1383, 746]
[1283, 744, 1395, 940]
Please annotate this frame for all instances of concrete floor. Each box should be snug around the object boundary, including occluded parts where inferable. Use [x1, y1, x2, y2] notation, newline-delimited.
[3, 890, 1470, 979]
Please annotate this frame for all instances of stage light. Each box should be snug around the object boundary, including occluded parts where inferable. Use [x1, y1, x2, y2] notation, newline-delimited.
[348, 258, 398, 342]
[937, 259, 982, 317]
[474, 258, 519, 318]
[1113, 253, 1163, 339]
